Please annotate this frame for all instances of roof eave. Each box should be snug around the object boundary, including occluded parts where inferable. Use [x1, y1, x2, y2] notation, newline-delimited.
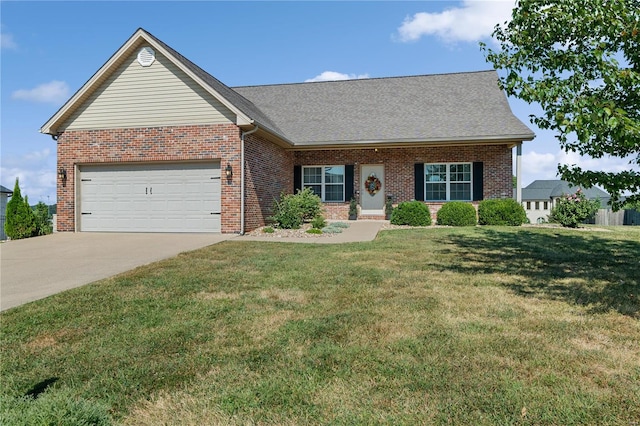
[289, 134, 536, 150]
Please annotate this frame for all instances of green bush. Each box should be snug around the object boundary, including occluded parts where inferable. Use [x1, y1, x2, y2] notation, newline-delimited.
[478, 198, 527, 226]
[306, 228, 323, 234]
[4, 178, 36, 240]
[437, 202, 477, 226]
[269, 188, 323, 229]
[549, 189, 600, 228]
[34, 201, 53, 236]
[0, 390, 112, 426]
[311, 215, 327, 229]
[390, 201, 432, 226]
[294, 187, 322, 221]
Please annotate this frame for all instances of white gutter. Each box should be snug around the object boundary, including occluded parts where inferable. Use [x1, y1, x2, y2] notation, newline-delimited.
[240, 124, 259, 235]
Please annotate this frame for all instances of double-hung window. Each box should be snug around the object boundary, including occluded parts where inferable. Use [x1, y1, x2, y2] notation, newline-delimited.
[425, 163, 472, 201]
[302, 166, 345, 202]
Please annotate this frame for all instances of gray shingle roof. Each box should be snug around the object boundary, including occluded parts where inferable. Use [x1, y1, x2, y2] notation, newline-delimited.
[0, 185, 13, 194]
[522, 180, 610, 202]
[147, 24, 534, 146]
[234, 71, 534, 145]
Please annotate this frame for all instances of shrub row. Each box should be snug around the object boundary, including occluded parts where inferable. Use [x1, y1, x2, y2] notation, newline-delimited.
[389, 199, 527, 227]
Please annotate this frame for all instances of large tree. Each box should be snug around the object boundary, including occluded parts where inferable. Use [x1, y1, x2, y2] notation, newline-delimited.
[482, 0, 639, 209]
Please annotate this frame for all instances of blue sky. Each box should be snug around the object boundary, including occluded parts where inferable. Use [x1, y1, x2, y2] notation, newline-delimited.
[1, 1, 636, 204]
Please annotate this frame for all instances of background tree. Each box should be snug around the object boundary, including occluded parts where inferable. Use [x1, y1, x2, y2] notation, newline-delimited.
[482, 0, 639, 209]
[4, 178, 36, 240]
[34, 201, 53, 236]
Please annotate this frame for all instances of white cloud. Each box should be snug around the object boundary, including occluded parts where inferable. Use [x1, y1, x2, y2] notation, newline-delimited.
[12, 80, 70, 104]
[1, 149, 57, 204]
[520, 149, 639, 188]
[396, 0, 515, 43]
[0, 32, 17, 49]
[305, 71, 370, 83]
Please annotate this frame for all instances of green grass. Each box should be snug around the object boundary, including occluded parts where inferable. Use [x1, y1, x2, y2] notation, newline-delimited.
[1, 226, 639, 425]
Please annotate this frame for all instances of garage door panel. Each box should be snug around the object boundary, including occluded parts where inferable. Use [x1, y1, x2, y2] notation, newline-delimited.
[79, 162, 221, 233]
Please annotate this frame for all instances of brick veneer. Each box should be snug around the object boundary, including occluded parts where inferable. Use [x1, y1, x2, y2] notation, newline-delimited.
[57, 126, 513, 231]
[244, 134, 294, 231]
[294, 144, 513, 220]
[56, 124, 243, 233]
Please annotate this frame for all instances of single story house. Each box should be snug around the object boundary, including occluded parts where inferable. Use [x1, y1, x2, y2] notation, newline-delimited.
[41, 28, 534, 234]
[1, 184, 13, 240]
[521, 180, 610, 224]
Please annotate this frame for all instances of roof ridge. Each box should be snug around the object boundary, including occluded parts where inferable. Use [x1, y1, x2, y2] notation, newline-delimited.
[232, 69, 497, 89]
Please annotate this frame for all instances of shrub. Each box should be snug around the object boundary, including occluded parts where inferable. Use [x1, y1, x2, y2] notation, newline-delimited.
[294, 187, 322, 221]
[269, 188, 322, 229]
[348, 197, 358, 219]
[262, 226, 274, 233]
[34, 201, 53, 236]
[437, 202, 477, 226]
[311, 215, 327, 229]
[322, 225, 342, 234]
[390, 201, 432, 226]
[478, 198, 527, 226]
[549, 189, 600, 228]
[4, 178, 36, 240]
[306, 228, 323, 234]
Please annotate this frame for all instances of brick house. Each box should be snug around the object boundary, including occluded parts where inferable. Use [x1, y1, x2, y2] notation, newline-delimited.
[41, 28, 534, 234]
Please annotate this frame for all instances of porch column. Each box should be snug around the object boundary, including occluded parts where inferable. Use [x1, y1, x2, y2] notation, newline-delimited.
[516, 143, 522, 203]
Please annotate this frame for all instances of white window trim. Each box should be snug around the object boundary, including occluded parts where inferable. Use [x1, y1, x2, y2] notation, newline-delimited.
[302, 165, 345, 202]
[424, 162, 473, 202]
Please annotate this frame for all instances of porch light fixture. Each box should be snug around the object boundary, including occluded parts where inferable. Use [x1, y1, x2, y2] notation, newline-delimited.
[58, 167, 67, 182]
[225, 164, 233, 179]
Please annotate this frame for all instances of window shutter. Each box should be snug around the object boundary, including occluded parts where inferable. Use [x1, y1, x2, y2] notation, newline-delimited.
[294, 165, 301, 193]
[345, 165, 354, 201]
[473, 162, 483, 201]
[414, 163, 424, 201]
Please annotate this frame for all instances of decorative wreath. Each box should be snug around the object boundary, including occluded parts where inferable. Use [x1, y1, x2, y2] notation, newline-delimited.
[365, 173, 381, 196]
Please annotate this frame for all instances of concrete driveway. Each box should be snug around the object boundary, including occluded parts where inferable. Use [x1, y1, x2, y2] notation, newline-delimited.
[0, 232, 233, 311]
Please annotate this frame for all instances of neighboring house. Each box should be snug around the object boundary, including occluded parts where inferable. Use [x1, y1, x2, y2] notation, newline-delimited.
[1, 185, 13, 240]
[521, 180, 610, 224]
[40, 28, 534, 234]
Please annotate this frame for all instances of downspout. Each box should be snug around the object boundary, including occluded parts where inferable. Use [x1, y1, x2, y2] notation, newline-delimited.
[240, 124, 259, 235]
[516, 143, 522, 203]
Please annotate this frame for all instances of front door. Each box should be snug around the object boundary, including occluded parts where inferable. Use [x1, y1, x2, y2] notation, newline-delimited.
[360, 164, 385, 214]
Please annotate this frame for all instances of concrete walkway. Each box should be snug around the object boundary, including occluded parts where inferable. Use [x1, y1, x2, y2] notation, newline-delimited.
[0, 232, 232, 311]
[0, 221, 385, 311]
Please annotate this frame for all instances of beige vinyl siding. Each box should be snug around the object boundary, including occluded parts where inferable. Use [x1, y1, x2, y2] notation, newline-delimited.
[62, 46, 236, 130]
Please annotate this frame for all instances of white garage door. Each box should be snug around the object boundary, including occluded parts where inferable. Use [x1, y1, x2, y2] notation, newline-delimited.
[79, 162, 221, 233]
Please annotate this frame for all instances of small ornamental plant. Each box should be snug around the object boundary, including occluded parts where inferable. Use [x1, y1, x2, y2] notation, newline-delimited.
[549, 189, 600, 228]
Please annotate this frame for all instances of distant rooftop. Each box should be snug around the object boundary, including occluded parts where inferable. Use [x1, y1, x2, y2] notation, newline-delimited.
[522, 180, 610, 202]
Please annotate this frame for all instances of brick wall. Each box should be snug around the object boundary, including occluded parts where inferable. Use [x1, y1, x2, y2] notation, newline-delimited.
[57, 129, 513, 232]
[244, 134, 294, 231]
[294, 144, 513, 219]
[56, 124, 243, 233]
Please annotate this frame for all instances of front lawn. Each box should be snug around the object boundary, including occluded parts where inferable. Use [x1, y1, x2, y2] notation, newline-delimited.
[1, 226, 638, 425]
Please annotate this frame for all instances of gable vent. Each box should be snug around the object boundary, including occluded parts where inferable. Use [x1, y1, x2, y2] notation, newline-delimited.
[137, 47, 155, 67]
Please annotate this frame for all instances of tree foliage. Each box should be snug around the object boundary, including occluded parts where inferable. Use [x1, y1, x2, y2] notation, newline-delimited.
[549, 189, 600, 228]
[34, 201, 53, 236]
[482, 0, 640, 209]
[4, 178, 36, 240]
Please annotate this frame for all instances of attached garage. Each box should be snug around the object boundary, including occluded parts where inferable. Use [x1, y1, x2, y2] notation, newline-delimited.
[78, 162, 221, 233]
